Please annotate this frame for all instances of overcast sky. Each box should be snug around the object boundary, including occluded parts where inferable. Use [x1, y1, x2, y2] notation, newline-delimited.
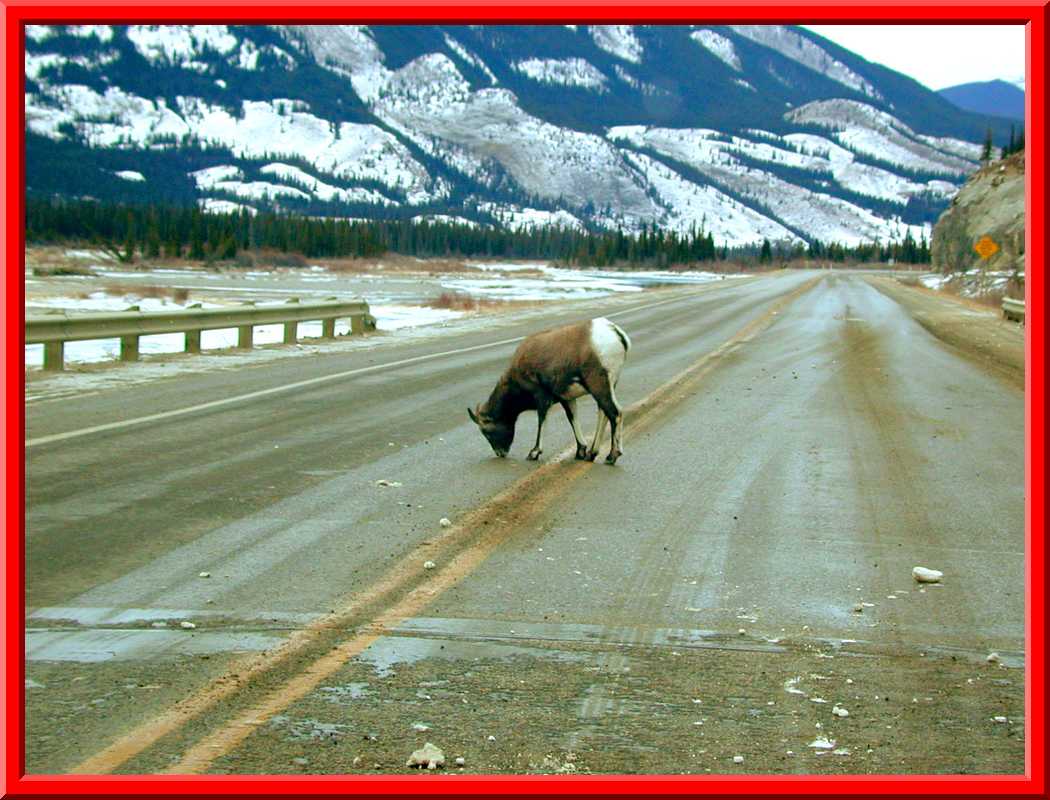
[802, 25, 1026, 91]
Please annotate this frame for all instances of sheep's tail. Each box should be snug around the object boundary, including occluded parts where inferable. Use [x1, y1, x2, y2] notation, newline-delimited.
[609, 320, 632, 354]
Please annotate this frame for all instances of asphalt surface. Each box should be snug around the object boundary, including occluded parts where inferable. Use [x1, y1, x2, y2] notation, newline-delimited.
[23, 270, 1026, 776]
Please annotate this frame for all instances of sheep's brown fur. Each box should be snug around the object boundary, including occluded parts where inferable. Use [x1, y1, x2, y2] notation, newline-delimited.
[468, 317, 630, 464]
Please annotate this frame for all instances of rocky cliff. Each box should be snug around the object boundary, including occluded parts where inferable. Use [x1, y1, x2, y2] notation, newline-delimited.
[931, 151, 1025, 277]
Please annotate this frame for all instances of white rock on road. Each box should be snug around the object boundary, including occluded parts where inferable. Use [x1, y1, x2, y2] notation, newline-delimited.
[406, 742, 445, 769]
[912, 566, 943, 583]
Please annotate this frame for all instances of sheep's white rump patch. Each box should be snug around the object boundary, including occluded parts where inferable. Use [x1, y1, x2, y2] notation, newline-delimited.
[590, 317, 630, 382]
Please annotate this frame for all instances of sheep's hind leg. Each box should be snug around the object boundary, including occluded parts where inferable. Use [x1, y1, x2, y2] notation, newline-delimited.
[587, 373, 624, 465]
[561, 398, 589, 459]
[586, 401, 609, 462]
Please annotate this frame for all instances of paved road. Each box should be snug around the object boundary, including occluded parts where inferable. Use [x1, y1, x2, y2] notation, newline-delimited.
[24, 271, 1025, 776]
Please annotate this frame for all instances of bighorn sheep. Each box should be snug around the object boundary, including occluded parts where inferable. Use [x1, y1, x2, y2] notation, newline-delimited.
[468, 317, 631, 464]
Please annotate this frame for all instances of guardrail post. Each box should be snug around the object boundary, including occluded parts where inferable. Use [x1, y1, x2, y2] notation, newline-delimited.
[43, 341, 64, 371]
[284, 298, 300, 343]
[185, 330, 201, 354]
[120, 336, 140, 362]
[238, 301, 255, 348]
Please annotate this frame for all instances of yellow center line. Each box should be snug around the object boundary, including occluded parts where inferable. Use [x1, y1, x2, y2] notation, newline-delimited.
[71, 276, 819, 775]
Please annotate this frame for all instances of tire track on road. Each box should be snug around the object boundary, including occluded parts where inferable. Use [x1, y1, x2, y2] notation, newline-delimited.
[71, 276, 821, 775]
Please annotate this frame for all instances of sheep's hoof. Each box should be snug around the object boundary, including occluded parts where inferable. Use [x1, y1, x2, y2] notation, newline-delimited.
[575, 445, 589, 460]
[526, 449, 542, 461]
[585, 449, 599, 462]
[605, 450, 621, 465]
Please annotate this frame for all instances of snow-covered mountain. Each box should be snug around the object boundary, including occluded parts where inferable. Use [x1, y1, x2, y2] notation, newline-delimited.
[25, 24, 1012, 247]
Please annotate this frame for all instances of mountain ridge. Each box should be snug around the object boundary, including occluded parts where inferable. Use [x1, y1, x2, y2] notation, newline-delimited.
[25, 24, 1016, 248]
[937, 79, 1025, 121]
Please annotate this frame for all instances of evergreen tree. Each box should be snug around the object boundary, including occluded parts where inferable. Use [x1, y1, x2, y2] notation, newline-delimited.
[981, 127, 994, 162]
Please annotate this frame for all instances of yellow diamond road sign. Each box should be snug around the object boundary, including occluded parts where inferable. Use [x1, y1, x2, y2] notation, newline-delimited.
[974, 235, 1000, 260]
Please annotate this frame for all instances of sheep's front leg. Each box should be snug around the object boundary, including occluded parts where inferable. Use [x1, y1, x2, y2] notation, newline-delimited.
[527, 402, 551, 461]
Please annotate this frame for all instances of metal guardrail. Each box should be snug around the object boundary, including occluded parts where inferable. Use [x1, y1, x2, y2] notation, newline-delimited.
[1002, 297, 1026, 324]
[26, 297, 376, 371]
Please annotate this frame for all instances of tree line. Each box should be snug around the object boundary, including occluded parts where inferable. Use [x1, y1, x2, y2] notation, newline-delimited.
[25, 197, 930, 267]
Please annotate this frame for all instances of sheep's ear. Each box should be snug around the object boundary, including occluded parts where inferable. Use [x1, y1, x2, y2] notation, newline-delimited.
[467, 406, 479, 425]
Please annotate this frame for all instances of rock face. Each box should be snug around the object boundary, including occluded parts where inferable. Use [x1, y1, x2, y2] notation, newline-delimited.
[931, 151, 1025, 275]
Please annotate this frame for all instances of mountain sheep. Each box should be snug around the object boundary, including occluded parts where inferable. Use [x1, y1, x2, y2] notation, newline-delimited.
[468, 317, 631, 464]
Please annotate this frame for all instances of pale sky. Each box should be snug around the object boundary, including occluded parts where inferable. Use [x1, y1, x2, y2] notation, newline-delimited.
[803, 25, 1026, 91]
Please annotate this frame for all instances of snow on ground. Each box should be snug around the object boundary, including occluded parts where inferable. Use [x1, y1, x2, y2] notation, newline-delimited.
[442, 33, 498, 85]
[27, 293, 207, 314]
[920, 274, 951, 290]
[512, 58, 608, 91]
[24, 261, 742, 371]
[125, 24, 238, 64]
[919, 269, 1016, 296]
[64, 248, 117, 261]
[444, 263, 740, 300]
[588, 25, 643, 63]
[785, 100, 976, 177]
[730, 26, 881, 99]
[259, 163, 396, 206]
[466, 261, 548, 272]
[608, 124, 930, 246]
[369, 305, 465, 330]
[621, 150, 798, 244]
[477, 203, 583, 232]
[199, 198, 257, 215]
[691, 30, 741, 71]
[67, 25, 114, 41]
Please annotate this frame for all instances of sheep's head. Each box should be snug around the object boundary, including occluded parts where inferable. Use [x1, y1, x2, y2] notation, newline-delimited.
[468, 405, 513, 458]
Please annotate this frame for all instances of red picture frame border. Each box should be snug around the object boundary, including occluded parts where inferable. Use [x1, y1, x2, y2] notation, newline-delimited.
[3, 3, 1045, 797]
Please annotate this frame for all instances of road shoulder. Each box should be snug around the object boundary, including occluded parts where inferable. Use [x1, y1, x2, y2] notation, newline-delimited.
[866, 276, 1024, 390]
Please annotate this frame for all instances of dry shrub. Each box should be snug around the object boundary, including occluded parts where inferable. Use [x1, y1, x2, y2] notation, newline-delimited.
[323, 255, 481, 274]
[426, 291, 480, 311]
[101, 283, 191, 303]
[32, 264, 93, 277]
[324, 258, 378, 274]
[424, 291, 531, 312]
[237, 249, 309, 269]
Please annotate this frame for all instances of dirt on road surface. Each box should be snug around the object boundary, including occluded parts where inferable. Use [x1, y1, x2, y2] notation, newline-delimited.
[24, 271, 1026, 778]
